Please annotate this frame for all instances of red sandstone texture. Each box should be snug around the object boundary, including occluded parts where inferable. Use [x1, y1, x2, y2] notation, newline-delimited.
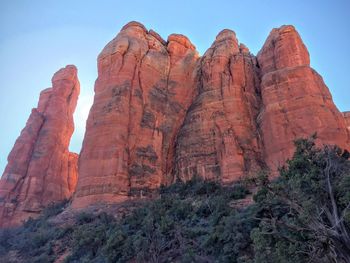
[0, 65, 80, 227]
[257, 26, 350, 173]
[72, 22, 349, 208]
[73, 22, 199, 207]
[174, 30, 263, 183]
[1, 22, 349, 214]
[344, 112, 350, 132]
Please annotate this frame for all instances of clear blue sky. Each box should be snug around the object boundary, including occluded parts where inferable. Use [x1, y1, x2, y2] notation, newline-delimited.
[0, 0, 349, 174]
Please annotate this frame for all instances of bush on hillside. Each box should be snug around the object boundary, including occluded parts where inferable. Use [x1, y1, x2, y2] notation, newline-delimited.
[252, 136, 350, 262]
[1, 136, 349, 262]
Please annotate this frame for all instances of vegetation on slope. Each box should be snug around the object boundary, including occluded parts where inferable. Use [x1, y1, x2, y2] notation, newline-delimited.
[1, 136, 349, 263]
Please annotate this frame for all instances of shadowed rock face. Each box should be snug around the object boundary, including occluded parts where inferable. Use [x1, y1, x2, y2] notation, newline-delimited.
[0, 65, 80, 227]
[257, 26, 350, 173]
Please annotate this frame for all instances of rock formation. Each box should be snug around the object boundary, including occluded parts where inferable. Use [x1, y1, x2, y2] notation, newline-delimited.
[72, 22, 349, 209]
[1, 22, 349, 215]
[73, 22, 199, 207]
[174, 30, 263, 183]
[257, 26, 350, 173]
[0, 65, 80, 227]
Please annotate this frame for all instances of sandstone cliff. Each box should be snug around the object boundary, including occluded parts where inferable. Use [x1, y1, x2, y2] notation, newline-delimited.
[1, 22, 349, 215]
[344, 112, 350, 132]
[174, 30, 263, 183]
[74, 22, 199, 207]
[72, 22, 349, 208]
[257, 25, 350, 173]
[0, 65, 80, 227]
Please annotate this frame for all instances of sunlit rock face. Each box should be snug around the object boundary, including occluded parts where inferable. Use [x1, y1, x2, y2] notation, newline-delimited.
[257, 26, 350, 174]
[73, 22, 199, 208]
[0, 65, 80, 227]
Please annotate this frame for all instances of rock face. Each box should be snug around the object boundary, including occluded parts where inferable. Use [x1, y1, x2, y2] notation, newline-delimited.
[73, 22, 349, 209]
[0, 65, 80, 227]
[344, 112, 350, 132]
[257, 26, 350, 173]
[73, 22, 350, 207]
[2, 22, 348, 214]
[174, 30, 263, 183]
[73, 22, 199, 207]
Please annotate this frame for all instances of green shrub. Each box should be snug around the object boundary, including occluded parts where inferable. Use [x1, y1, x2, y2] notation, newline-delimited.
[252, 136, 350, 262]
[62, 178, 253, 262]
[42, 199, 69, 219]
[76, 212, 95, 224]
[3, 137, 348, 262]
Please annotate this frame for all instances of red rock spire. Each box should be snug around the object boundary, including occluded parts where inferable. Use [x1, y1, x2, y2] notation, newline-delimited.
[73, 21, 199, 208]
[174, 29, 263, 183]
[0, 65, 80, 227]
[257, 25, 350, 173]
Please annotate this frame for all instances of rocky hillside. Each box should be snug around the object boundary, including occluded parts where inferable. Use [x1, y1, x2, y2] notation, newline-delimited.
[1, 138, 349, 262]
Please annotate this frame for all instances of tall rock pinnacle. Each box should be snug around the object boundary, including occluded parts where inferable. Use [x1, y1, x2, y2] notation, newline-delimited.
[73, 22, 199, 207]
[174, 29, 263, 183]
[257, 25, 350, 172]
[0, 65, 80, 227]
